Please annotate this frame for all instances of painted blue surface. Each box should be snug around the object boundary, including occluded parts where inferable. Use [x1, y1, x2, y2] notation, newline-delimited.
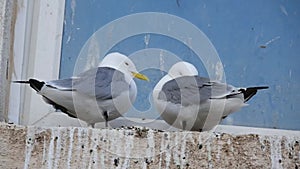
[60, 0, 300, 130]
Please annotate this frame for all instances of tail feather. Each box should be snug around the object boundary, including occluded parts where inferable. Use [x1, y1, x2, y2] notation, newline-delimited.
[13, 79, 45, 92]
[240, 86, 269, 102]
[13, 79, 75, 117]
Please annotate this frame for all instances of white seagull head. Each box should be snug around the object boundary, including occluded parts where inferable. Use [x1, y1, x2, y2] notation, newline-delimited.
[168, 61, 199, 78]
[99, 52, 149, 81]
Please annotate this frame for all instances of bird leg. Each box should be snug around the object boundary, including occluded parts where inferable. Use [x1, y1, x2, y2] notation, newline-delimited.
[88, 123, 95, 128]
[103, 111, 109, 128]
[182, 121, 187, 130]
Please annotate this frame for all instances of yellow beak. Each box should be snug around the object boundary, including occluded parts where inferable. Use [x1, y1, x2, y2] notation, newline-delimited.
[132, 72, 150, 81]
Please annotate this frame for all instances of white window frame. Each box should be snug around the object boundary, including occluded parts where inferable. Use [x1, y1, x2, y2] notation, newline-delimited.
[9, 0, 85, 126]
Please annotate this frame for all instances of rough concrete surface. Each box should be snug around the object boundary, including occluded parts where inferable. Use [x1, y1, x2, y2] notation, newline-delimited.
[0, 122, 299, 169]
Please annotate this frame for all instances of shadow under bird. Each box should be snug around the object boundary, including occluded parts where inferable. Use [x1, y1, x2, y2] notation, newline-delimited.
[13, 52, 149, 127]
[153, 61, 268, 131]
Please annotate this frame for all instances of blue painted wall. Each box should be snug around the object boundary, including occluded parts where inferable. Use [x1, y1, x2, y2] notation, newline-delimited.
[60, 0, 300, 130]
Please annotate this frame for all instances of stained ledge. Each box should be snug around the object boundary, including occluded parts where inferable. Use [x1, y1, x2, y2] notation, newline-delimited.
[0, 122, 299, 169]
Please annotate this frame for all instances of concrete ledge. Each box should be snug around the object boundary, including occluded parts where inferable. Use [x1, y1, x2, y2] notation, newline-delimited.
[0, 123, 299, 169]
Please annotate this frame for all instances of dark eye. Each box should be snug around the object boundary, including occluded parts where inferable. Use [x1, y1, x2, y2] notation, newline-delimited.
[125, 62, 129, 66]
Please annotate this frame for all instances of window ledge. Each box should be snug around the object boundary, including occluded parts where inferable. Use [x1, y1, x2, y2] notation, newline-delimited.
[0, 123, 299, 168]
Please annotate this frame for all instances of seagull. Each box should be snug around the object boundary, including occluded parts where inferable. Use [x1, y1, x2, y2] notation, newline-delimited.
[14, 52, 149, 127]
[153, 61, 268, 131]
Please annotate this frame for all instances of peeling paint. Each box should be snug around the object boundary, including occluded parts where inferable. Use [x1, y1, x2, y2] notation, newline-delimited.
[84, 35, 100, 71]
[159, 50, 165, 75]
[70, 0, 76, 25]
[144, 34, 150, 48]
[215, 61, 223, 81]
[262, 36, 280, 47]
[280, 5, 288, 16]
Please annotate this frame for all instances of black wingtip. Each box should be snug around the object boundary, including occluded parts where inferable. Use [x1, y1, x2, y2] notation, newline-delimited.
[13, 79, 45, 92]
[28, 79, 45, 92]
[12, 80, 30, 84]
[242, 86, 269, 102]
[247, 86, 269, 90]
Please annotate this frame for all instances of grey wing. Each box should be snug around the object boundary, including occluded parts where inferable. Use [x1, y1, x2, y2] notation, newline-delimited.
[72, 67, 130, 100]
[158, 76, 211, 105]
[159, 76, 237, 106]
[46, 78, 74, 91]
[45, 69, 104, 91]
[196, 78, 237, 99]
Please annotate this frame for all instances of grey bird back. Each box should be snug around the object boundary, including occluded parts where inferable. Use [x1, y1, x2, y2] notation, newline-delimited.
[73, 67, 129, 100]
[158, 76, 234, 106]
[48, 67, 130, 100]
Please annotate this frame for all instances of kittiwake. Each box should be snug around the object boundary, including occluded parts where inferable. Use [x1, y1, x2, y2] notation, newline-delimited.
[152, 61, 268, 131]
[14, 52, 149, 127]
